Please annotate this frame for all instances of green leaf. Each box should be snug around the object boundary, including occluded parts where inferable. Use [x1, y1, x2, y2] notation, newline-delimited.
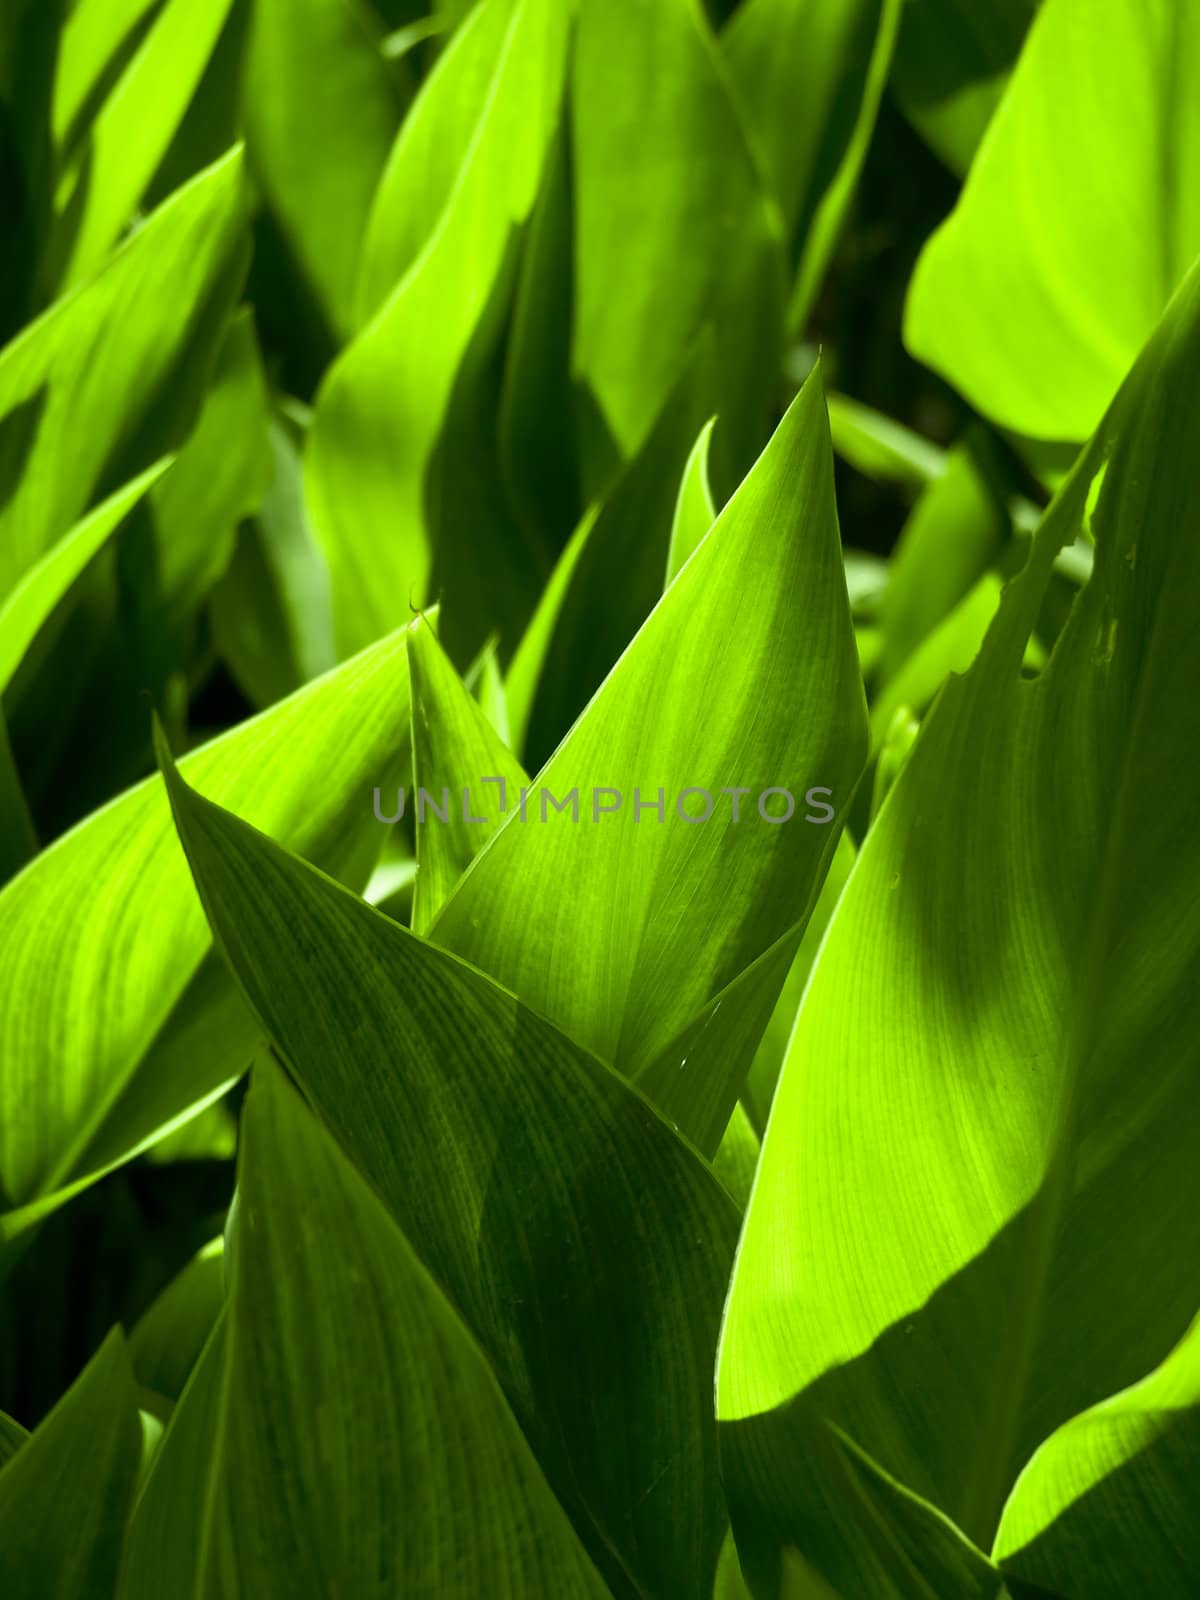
[510, 335, 723, 768]
[22, 304, 270, 819]
[0, 1328, 141, 1599]
[211, 408, 337, 708]
[99, 308, 271, 729]
[128, 1238, 224, 1405]
[52, 0, 160, 155]
[722, 1407, 1008, 1599]
[47, 0, 236, 290]
[243, 0, 406, 342]
[905, 0, 1200, 439]
[994, 1314, 1200, 1597]
[432, 370, 868, 1148]
[825, 391, 947, 497]
[407, 617, 527, 933]
[842, 549, 889, 618]
[118, 1314, 229, 1599]
[0, 148, 248, 606]
[503, 502, 596, 758]
[712, 1103, 761, 1211]
[0, 459, 169, 696]
[869, 573, 1045, 749]
[570, 0, 786, 485]
[718, 258, 1200, 1585]
[0, 1410, 28, 1469]
[869, 573, 1003, 744]
[143, 1095, 237, 1165]
[305, 0, 569, 656]
[197, 1058, 610, 1596]
[381, 16, 448, 62]
[157, 737, 742, 1597]
[468, 634, 512, 743]
[742, 828, 857, 1135]
[878, 435, 1008, 682]
[890, 0, 1038, 175]
[355, 0, 514, 325]
[0, 626, 412, 1228]
[139, 308, 270, 635]
[665, 416, 717, 587]
[868, 705, 920, 823]
[723, 0, 902, 330]
[634, 923, 804, 1157]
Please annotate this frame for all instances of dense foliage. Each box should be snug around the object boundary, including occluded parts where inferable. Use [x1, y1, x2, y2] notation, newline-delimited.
[1, 0, 1198, 1595]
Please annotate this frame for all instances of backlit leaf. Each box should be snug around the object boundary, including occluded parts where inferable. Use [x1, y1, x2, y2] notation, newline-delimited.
[719, 256, 1200, 1591]
[0, 627, 411, 1226]
[905, 0, 1200, 439]
[432, 370, 868, 1148]
[158, 737, 743, 1597]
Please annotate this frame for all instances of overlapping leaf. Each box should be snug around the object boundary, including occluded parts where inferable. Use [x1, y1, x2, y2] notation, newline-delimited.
[877, 435, 1007, 682]
[243, 0, 406, 341]
[306, 0, 568, 656]
[128, 1238, 224, 1406]
[0, 148, 247, 605]
[0, 459, 169, 696]
[664, 417, 717, 586]
[571, 0, 786, 492]
[994, 1316, 1200, 1597]
[355, 0, 514, 325]
[723, 0, 901, 328]
[47, 0, 236, 289]
[407, 617, 527, 933]
[506, 336, 724, 766]
[0, 627, 412, 1229]
[157, 740, 742, 1598]
[0, 1329, 140, 1599]
[891, 0, 1037, 174]
[719, 259, 1200, 1589]
[148, 1060, 610, 1597]
[906, 0, 1200, 439]
[433, 371, 868, 1148]
[211, 406, 336, 708]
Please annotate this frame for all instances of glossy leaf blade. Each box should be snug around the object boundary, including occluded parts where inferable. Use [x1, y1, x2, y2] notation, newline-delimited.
[719, 261, 1200, 1586]
[993, 1315, 1200, 1598]
[905, 0, 1200, 439]
[432, 371, 868, 1142]
[0, 628, 411, 1214]
[49, 0, 235, 289]
[201, 1058, 609, 1597]
[407, 617, 527, 934]
[0, 149, 247, 605]
[664, 416, 717, 587]
[305, 0, 568, 655]
[158, 742, 742, 1598]
[571, 0, 784, 476]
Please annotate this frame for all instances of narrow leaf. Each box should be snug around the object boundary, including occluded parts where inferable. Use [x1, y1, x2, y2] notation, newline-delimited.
[0, 1329, 140, 1599]
[199, 1058, 610, 1596]
[432, 370, 868, 1147]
